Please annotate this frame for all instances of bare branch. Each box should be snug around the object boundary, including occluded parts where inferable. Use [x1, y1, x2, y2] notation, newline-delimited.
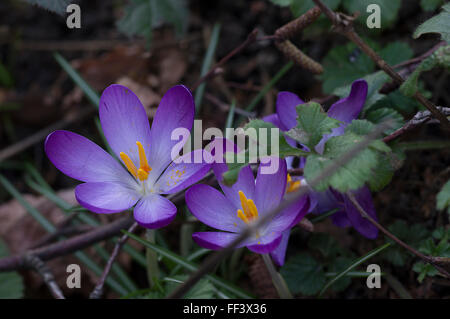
[25, 254, 65, 299]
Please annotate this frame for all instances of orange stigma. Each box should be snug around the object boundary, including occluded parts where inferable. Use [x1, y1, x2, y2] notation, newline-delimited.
[120, 141, 152, 181]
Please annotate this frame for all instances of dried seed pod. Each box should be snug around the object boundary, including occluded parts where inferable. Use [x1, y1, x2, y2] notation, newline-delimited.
[275, 6, 321, 40]
[276, 40, 324, 74]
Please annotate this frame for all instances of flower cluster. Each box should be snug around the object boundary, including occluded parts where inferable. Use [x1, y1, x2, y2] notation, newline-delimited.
[46, 80, 378, 267]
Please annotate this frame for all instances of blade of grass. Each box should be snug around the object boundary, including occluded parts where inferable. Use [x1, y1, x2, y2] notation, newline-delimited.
[318, 243, 391, 297]
[0, 174, 128, 295]
[53, 52, 100, 107]
[195, 23, 221, 113]
[236, 61, 293, 125]
[125, 231, 254, 299]
[224, 99, 236, 136]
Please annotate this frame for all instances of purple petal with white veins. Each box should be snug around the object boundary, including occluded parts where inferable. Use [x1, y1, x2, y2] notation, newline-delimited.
[75, 182, 139, 214]
[192, 232, 246, 250]
[157, 149, 212, 194]
[213, 163, 255, 210]
[147, 85, 195, 178]
[254, 158, 286, 214]
[186, 184, 245, 232]
[327, 79, 368, 124]
[343, 186, 378, 239]
[276, 91, 304, 131]
[45, 130, 134, 184]
[133, 194, 177, 229]
[269, 230, 290, 266]
[99, 84, 151, 167]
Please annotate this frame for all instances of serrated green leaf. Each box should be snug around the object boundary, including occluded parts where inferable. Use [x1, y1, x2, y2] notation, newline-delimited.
[280, 253, 327, 296]
[414, 3, 450, 43]
[222, 120, 307, 185]
[421, 0, 444, 12]
[117, 0, 188, 44]
[287, 102, 340, 150]
[366, 108, 404, 134]
[321, 43, 375, 94]
[304, 120, 391, 192]
[24, 0, 72, 15]
[436, 180, 450, 214]
[342, 0, 401, 28]
[379, 42, 414, 66]
[0, 240, 24, 299]
[413, 261, 439, 282]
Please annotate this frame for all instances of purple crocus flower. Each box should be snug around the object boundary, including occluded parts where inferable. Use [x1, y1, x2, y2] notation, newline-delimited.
[263, 79, 379, 239]
[186, 157, 311, 255]
[45, 84, 210, 229]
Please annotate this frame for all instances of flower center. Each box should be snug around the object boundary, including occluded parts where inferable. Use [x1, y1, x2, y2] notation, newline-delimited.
[237, 190, 258, 224]
[120, 141, 152, 181]
[286, 173, 301, 193]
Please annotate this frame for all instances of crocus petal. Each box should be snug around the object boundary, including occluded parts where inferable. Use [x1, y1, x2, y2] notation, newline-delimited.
[262, 114, 282, 128]
[343, 186, 378, 239]
[327, 79, 368, 124]
[255, 158, 286, 214]
[270, 230, 290, 266]
[186, 184, 245, 232]
[133, 194, 177, 229]
[246, 231, 282, 254]
[331, 209, 352, 227]
[267, 195, 310, 233]
[75, 182, 139, 214]
[45, 130, 134, 184]
[276, 91, 304, 131]
[147, 85, 195, 178]
[192, 232, 246, 250]
[213, 163, 255, 210]
[156, 149, 212, 194]
[99, 84, 151, 167]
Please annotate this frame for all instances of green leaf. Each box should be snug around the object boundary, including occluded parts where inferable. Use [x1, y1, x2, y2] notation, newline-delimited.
[436, 180, 450, 214]
[286, 102, 340, 150]
[420, 0, 444, 12]
[308, 233, 341, 259]
[328, 257, 353, 292]
[342, 0, 401, 28]
[413, 3, 450, 43]
[304, 120, 391, 192]
[379, 42, 414, 66]
[125, 231, 254, 299]
[268, 0, 292, 6]
[222, 119, 307, 185]
[165, 276, 217, 299]
[117, 0, 188, 44]
[0, 62, 13, 87]
[366, 108, 404, 134]
[290, 0, 341, 17]
[413, 261, 439, 282]
[321, 42, 375, 94]
[24, 0, 72, 15]
[280, 253, 327, 296]
[318, 243, 391, 297]
[0, 240, 24, 299]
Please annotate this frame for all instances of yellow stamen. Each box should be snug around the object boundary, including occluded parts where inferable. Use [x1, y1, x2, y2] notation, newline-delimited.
[237, 190, 258, 224]
[137, 168, 149, 181]
[120, 152, 137, 178]
[136, 141, 152, 173]
[286, 173, 301, 193]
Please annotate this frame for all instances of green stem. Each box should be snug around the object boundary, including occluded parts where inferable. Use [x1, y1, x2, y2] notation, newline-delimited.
[261, 254, 293, 299]
[145, 229, 159, 288]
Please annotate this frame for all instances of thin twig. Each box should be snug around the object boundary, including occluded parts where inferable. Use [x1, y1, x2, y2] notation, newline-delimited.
[90, 222, 138, 299]
[25, 253, 65, 299]
[312, 0, 450, 130]
[383, 107, 450, 143]
[167, 121, 390, 298]
[346, 192, 450, 278]
[0, 107, 94, 162]
[192, 29, 259, 90]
